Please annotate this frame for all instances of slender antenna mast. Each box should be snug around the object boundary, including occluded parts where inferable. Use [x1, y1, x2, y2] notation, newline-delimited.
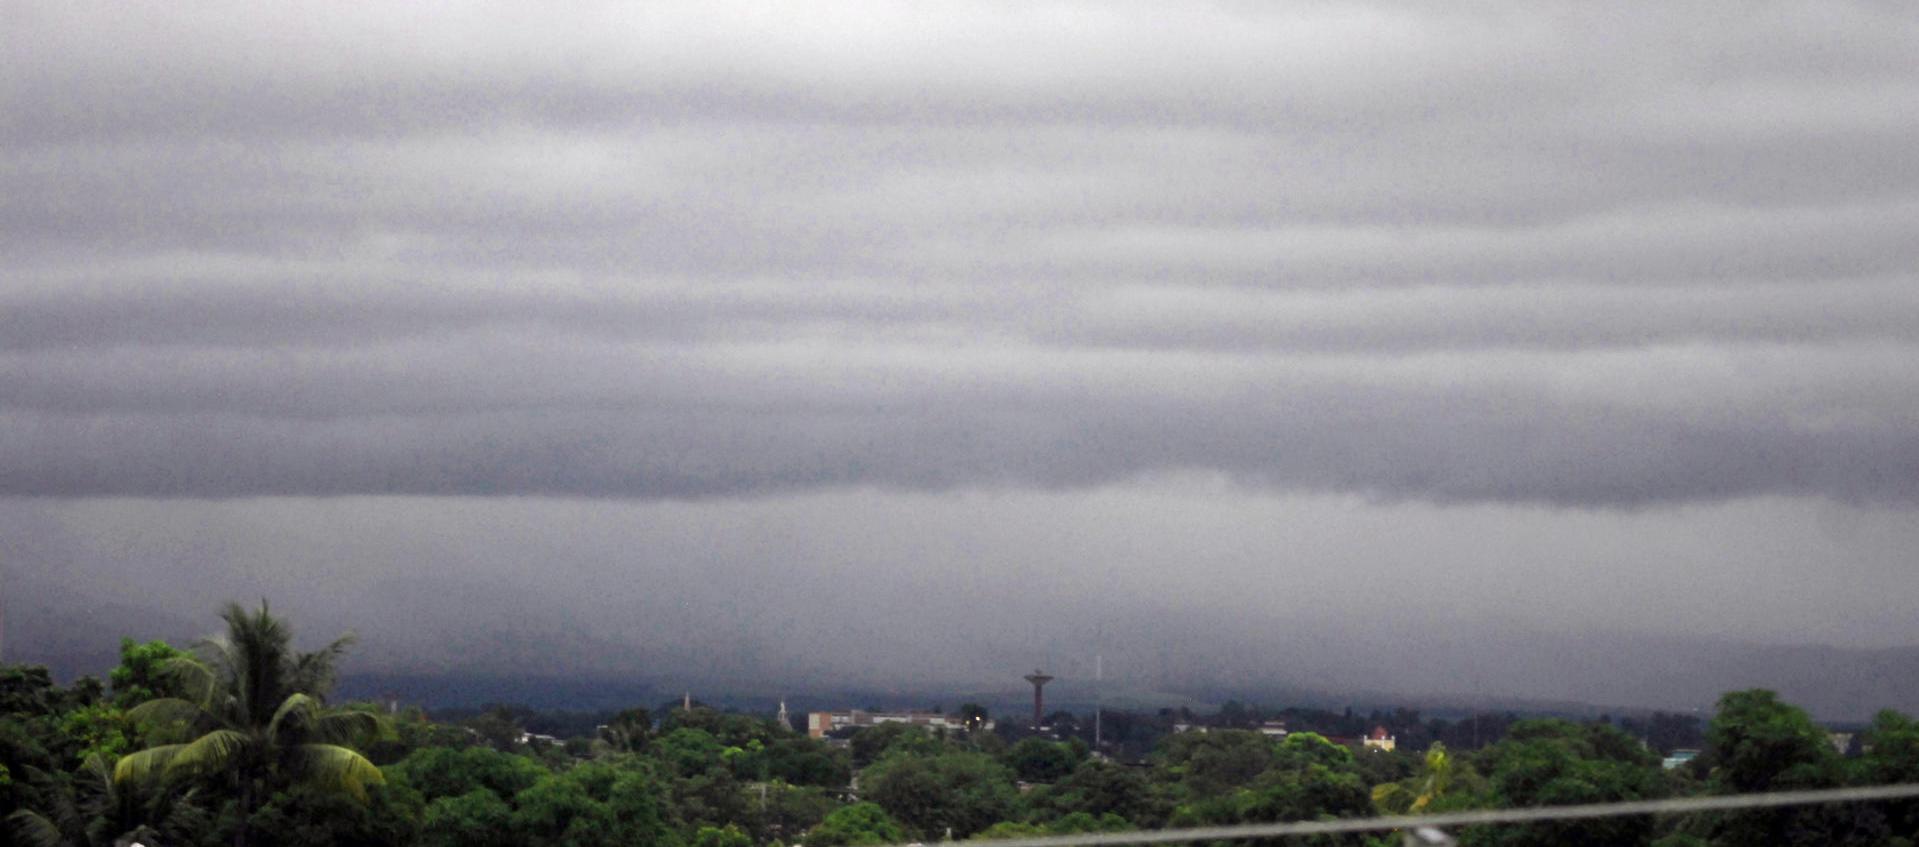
[1094, 653, 1103, 750]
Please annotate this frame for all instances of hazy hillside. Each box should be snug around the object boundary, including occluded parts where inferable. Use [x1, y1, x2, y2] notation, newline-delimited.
[14, 574, 1918, 720]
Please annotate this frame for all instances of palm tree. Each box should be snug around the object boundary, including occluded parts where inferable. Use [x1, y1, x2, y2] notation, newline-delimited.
[8, 754, 208, 847]
[1372, 742, 1458, 814]
[113, 601, 386, 847]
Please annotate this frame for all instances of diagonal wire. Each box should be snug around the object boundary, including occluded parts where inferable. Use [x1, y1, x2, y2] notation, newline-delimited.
[890, 782, 1919, 847]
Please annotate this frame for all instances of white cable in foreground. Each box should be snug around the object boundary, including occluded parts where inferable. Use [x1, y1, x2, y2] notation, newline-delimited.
[889, 782, 1919, 847]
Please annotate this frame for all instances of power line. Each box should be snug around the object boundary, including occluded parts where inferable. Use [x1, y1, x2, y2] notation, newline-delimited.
[891, 783, 1919, 847]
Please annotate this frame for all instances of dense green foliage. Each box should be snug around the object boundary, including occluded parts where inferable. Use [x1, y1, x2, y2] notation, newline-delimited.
[112, 602, 388, 847]
[8, 606, 1919, 846]
[1460, 720, 1667, 847]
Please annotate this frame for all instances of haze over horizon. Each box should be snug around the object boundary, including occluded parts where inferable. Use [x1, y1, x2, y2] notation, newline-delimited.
[5, 2, 1918, 718]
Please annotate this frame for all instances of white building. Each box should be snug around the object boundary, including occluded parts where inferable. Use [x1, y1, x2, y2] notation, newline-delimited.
[1362, 726, 1396, 751]
[807, 710, 992, 738]
[1662, 749, 1701, 770]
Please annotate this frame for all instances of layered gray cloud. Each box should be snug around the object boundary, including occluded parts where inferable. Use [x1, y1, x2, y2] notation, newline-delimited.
[4, 1, 1918, 507]
[9, 3, 1919, 710]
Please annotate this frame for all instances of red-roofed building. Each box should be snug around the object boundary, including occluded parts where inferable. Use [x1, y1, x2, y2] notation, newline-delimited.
[1363, 725, 1396, 751]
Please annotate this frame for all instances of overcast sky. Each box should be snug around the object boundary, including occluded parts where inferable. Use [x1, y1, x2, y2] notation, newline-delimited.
[4, 2, 1918, 704]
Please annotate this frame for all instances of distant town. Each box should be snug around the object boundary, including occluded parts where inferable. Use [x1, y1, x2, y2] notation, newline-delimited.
[9, 603, 1919, 847]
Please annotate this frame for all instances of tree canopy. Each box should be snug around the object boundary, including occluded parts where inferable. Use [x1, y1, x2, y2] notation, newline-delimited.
[9, 612, 1919, 847]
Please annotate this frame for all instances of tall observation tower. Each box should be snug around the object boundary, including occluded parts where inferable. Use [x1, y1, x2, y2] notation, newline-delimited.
[1024, 669, 1054, 730]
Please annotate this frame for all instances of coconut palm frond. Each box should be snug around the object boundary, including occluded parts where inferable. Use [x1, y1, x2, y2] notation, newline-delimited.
[169, 729, 251, 777]
[268, 692, 318, 741]
[196, 635, 243, 718]
[158, 788, 212, 840]
[6, 809, 69, 847]
[160, 653, 219, 707]
[290, 633, 355, 696]
[125, 696, 207, 732]
[76, 754, 113, 787]
[288, 744, 385, 802]
[114, 744, 185, 785]
[231, 603, 294, 726]
[312, 708, 389, 746]
[9, 764, 84, 844]
[72, 755, 120, 818]
[101, 781, 208, 847]
[12, 766, 73, 817]
[99, 764, 209, 847]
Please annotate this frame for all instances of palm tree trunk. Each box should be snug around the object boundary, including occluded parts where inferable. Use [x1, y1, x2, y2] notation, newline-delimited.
[233, 781, 252, 847]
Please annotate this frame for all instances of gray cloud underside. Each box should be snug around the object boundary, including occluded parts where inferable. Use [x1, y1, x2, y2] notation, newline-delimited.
[4, 1, 1918, 505]
[13, 492, 1919, 708]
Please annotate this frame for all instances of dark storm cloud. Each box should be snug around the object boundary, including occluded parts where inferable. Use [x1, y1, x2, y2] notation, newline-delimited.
[5, 339, 1916, 504]
[4, 1, 1919, 506]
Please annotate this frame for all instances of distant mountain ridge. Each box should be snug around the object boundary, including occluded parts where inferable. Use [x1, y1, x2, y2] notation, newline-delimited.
[11, 574, 1919, 720]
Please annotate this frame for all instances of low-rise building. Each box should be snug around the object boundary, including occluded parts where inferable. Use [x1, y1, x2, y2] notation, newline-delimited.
[1828, 732, 1856, 756]
[807, 710, 991, 738]
[1662, 748, 1701, 770]
[1362, 726, 1396, 751]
